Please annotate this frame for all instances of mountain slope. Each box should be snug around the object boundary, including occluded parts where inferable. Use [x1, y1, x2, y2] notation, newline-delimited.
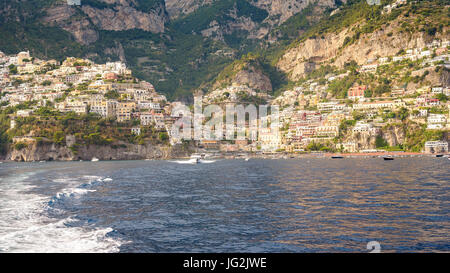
[276, 0, 449, 81]
[0, 0, 339, 100]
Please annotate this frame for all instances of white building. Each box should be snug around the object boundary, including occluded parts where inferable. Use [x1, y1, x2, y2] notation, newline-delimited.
[428, 114, 447, 125]
[424, 141, 448, 153]
[352, 121, 373, 133]
[131, 127, 141, 135]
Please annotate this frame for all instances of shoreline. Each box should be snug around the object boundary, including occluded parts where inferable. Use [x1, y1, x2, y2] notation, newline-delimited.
[1, 152, 448, 162]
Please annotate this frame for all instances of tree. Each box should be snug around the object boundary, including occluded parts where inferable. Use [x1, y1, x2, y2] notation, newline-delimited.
[8, 64, 17, 74]
[159, 132, 169, 142]
[396, 107, 409, 121]
[375, 136, 388, 148]
[53, 131, 65, 145]
[435, 93, 448, 103]
[373, 84, 391, 96]
[105, 90, 120, 100]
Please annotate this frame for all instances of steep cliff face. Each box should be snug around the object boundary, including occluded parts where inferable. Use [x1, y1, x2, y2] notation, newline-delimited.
[342, 122, 425, 151]
[41, 0, 168, 45]
[278, 24, 436, 80]
[81, 3, 167, 33]
[277, 9, 448, 81]
[344, 131, 377, 151]
[165, 0, 214, 18]
[166, 0, 339, 23]
[5, 141, 191, 162]
[232, 66, 273, 92]
[167, 0, 340, 42]
[381, 125, 407, 147]
[213, 57, 273, 92]
[252, 0, 338, 25]
[43, 4, 99, 45]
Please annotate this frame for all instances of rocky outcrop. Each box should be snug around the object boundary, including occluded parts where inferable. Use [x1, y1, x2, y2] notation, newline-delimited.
[344, 131, 378, 151]
[213, 60, 273, 92]
[41, 1, 168, 45]
[166, 0, 339, 42]
[43, 4, 99, 45]
[5, 141, 191, 162]
[278, 18, 447, 81]
[165, 0, 214, 18]
[381, 125, 407, 147]
[81, 4, 167, 33]
[232, 66, 272, 92]
[165, 0, 339, 24]
[252, 0, 338, 25]
[200, 14, 263, 41]
[342, 122, 423, 151]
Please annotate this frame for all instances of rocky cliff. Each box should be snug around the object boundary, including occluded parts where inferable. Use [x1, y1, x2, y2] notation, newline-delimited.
[165, 0, 214, 18]
[252, 0, 338, 25]
[212, 57, 273, 92]
[342, 122, 425, 151]
[81, 3, 167, 33]
[4, 141, 191, 162]
[41, 0, 168, 45]
[166, 0, 340, 24]
[277, 7, 448, 81]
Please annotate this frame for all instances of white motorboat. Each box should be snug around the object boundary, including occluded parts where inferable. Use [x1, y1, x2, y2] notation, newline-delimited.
[91, 157, 99, 162]
[170, 154, 216, 164]
[189, 154, 202, 164]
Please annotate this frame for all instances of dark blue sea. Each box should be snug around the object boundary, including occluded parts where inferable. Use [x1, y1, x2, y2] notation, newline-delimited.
[0, 157, 448, 252]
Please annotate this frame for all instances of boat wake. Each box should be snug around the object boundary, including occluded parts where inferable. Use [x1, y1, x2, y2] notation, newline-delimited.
[169, 159, 217, 164]
[0, 174, 124, 253]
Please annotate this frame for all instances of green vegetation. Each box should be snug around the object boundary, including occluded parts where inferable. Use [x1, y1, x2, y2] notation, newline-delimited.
[0, 113, 10, 155]
[8, 64, 17, 74]
[306, 141, 335, 152]
[82, 0, 116, 10]
[328, 73, 360, 98]
[405, 127, 445, 152]
[375, 136, 389, 148]
[14, 142, 28, 150]
[171, 0, 268, 34]
[104, 90, 120, 100]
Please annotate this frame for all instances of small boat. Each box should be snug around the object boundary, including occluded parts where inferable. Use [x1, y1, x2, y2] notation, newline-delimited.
[244, 158, 250, 161]
[435, 154, 444, 158]
[189, 154, 202, 164]
[331, 156, 344, 159]
[91, 157, 99, 162]
[383, 156, 394, 161]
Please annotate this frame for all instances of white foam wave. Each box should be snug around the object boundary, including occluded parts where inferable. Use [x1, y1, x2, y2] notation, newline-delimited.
[170, 159, 217, 164]
[170, 160, 197, 164]
[55, 188, 97, 199]
[0, 174, 123, 253]
[200, 160, 216, 164]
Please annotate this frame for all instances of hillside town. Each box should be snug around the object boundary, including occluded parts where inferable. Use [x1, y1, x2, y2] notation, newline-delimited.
[0, 37, 449, 157]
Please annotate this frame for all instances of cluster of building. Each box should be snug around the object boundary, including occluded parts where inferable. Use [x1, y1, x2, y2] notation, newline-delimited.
[241, 39, 450, 153]
[1, 37, 449, 154]
[0, 52, 170, 135]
